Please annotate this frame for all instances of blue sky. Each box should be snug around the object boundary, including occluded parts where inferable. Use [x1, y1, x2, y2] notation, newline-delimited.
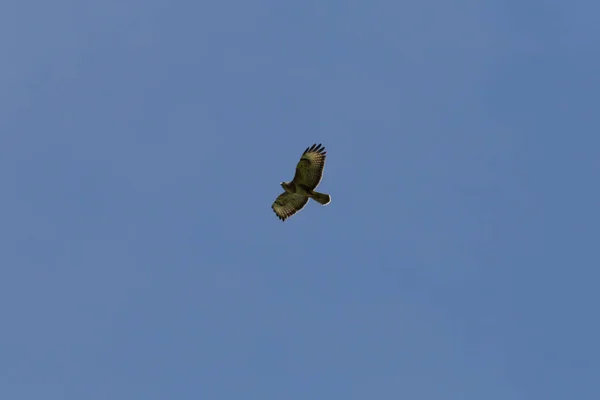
[2, 1, 599, 399]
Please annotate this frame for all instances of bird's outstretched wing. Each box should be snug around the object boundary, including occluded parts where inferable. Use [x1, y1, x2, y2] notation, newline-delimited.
[271, 192, 309, 221]
[291, 143, 327, 190]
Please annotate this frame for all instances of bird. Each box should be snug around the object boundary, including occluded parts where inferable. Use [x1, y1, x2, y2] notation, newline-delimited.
[271, 143, 331, 221]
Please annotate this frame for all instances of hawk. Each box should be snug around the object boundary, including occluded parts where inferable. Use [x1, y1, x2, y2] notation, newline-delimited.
[272, 143, 331, 221]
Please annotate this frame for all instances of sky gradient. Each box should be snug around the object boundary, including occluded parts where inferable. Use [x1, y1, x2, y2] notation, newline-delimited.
[2, 1, 599, 399]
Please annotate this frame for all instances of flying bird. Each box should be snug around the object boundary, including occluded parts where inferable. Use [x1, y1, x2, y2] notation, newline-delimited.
[272, 143, 331, 221]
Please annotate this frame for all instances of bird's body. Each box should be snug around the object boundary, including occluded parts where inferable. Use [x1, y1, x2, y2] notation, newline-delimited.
[281, 182, 309, 196]
[272, 143, 331, 221]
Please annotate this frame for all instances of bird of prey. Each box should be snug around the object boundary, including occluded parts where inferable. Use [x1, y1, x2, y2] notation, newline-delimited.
[271, 143, 331, 221]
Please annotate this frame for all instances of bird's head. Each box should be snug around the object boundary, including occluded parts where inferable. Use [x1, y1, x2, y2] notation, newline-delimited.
[280, 181, 292, 192]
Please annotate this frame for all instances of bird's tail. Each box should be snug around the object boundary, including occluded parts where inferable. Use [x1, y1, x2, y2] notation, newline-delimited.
[311, 191, 331, 205]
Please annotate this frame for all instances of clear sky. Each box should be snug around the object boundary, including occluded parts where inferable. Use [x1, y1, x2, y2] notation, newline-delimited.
[2, 1, 599, 399]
